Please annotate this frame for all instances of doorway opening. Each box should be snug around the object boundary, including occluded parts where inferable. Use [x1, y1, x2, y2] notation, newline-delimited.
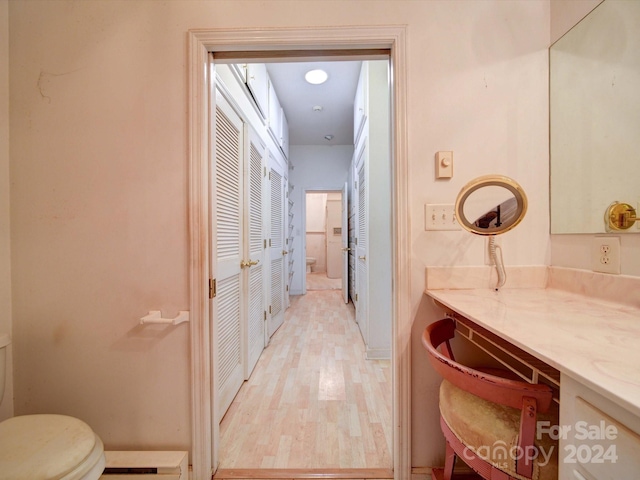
[304, 190, 345, 293]
[187, 26, 410, 480]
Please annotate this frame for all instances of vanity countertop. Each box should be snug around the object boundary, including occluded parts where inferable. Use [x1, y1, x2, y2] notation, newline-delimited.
[425, 273, 640, 419]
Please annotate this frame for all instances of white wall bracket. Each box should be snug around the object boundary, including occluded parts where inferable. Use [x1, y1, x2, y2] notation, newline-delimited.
[140, 310, 190, 325]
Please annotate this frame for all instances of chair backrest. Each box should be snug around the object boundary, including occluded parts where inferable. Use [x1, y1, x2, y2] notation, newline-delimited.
[422, 317, 553, 413]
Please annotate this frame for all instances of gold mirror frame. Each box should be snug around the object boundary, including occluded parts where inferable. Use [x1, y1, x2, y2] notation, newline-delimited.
[455, 175, 528, 236]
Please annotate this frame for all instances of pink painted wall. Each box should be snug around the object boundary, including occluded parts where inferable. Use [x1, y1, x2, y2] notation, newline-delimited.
[6, 0, 556, 469]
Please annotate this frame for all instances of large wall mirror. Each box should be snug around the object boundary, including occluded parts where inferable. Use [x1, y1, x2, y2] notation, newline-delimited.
[550, 0, 640, 234]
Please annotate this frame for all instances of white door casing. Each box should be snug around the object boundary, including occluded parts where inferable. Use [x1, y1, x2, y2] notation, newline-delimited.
[188, 26, 409, 480]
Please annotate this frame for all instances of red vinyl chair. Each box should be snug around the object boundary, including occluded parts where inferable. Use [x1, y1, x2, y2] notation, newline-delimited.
[422, 318, 559, 480]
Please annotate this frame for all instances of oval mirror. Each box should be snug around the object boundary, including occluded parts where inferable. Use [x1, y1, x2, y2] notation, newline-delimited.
[455, 175, 528, 235]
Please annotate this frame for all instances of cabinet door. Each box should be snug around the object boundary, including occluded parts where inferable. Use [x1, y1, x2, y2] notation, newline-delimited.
[280, 110, 289, 159]
[560, 374, 640, 480]
[246, 63, 269, 119]
[353, 62, 368, 144]
[212, 90, 245, 419]
[268, 81, 282, 142]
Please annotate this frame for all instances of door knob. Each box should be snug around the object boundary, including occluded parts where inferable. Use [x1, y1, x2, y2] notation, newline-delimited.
[241, 259, 260, 268]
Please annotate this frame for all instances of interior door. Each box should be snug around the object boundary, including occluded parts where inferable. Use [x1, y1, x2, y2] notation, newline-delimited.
[212, 89, 245, 419]
[355, 141, 368, 341]
[342, 182, 349, 303]
[268, 161, 286, 338]
[244, 128, 266, 378]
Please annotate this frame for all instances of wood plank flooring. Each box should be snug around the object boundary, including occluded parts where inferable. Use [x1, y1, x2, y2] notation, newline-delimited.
[306, 271, 342, 291]
[218, 287, 392, 476]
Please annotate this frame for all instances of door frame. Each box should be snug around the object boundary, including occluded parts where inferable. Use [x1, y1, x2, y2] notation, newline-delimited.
[188, 26, 410, 480]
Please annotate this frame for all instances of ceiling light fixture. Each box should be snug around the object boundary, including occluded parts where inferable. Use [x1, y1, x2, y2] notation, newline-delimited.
[305, 69, 328, 85]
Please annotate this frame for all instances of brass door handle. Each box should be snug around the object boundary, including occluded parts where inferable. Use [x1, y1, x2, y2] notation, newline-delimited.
[241, 259, 260, 268]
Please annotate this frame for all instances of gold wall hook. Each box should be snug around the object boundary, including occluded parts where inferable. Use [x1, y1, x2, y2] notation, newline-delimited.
[606, 202, 639, 231]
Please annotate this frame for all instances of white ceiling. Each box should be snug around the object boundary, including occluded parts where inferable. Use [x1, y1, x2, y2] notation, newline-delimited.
[265, 60, 362, 146]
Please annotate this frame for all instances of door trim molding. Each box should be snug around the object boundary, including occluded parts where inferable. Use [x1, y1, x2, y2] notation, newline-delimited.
[188, 25, 410, 480]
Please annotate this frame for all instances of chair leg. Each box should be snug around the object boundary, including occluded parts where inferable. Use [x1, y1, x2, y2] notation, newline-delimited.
[443, 440, 456, 480]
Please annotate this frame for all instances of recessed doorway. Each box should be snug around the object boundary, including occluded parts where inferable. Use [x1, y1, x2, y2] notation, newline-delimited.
[187, 26, 410, 480]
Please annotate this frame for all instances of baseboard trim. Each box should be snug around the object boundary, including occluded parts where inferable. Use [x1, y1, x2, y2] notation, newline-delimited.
[213, 468, 394, 479]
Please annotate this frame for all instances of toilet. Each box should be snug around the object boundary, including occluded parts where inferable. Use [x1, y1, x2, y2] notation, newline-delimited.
[0, 333, 105, 479]
[306, 257, 316, 273]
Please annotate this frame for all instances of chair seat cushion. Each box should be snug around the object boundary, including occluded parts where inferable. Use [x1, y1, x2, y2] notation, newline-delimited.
[440, 378, 559, 480]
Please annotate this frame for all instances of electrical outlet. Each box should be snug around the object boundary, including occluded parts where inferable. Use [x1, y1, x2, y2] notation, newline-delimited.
[425, 204, 460, 231]
[592, 236, 621, 274]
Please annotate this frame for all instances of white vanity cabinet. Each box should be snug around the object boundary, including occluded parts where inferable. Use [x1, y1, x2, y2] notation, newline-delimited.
[246, 63, 269, 119]
[559, 374, 640, 480]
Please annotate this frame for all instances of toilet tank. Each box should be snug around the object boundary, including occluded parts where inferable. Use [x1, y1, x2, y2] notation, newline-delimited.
[0, 333, 9, 403]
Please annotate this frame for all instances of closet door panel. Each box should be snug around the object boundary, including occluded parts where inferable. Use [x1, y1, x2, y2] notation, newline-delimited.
[268, 164, 286, 337]
[355, 140, 368, 344]
[213, 90, 245, 419]
[245, 130, 266, 377]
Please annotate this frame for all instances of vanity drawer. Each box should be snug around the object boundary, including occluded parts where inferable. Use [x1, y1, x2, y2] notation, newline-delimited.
[560, 374, 640, 480]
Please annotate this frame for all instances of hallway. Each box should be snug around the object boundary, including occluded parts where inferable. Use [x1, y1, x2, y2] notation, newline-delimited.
[218, 288, 392, 470]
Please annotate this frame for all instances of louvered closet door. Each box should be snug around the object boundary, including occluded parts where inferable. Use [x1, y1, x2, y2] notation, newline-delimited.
[355, 141, 368, 342]
[342, 181, 349, 304]
[213, 90, 245, 419]
[245, 128, 266, 378]
[268, 164, 286, 338]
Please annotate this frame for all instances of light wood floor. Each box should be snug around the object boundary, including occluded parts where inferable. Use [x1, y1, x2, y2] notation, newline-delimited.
[218, 288, 392, 474]
[306, 271, 342, 291]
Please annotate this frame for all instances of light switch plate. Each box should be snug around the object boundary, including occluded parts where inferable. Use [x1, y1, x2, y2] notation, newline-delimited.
[435, 151, 453, 179]
[425, 204, 459, 230]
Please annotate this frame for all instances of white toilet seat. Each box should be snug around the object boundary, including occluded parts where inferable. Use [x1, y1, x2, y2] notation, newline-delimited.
[0, 414, 105, 480]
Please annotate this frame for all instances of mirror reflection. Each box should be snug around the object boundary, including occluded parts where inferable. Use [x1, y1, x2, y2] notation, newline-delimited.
[550, 0, 640, 234]
[464, 187, 518, 231]
[455, 175, 528, 236]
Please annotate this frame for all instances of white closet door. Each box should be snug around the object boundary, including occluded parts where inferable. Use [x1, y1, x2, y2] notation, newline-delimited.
[213, 90, 245, 419]
[342, 181, 349, 304]
[245, 128, 266, 378]
[355, 140, 368, 342]
[268, 163, 286, 338]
